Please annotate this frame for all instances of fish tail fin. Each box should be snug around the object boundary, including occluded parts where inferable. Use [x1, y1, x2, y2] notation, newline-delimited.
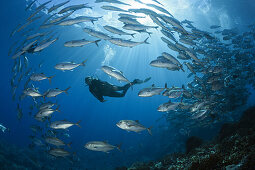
[64, 87, 71, 94]
[147, 32, 152, 37]
[117, 143, 122, 152]
[143, 77, 151, 83]
[48, 75, 55, 84]
[67, 142, 72, 148]
[131, 33, 136, 38]
[94, 40, 101, 47]
[91, 20, 94, 25]
[55, 106, 60, 112]
[154, 26, 159, 30]
[81, 59, 87, 66]
[180, 66, 185, 72]
[147, 126, 152, 135]
[165, 83, 167, 89]
[76, 120, 81, 128]
[144, 37, 149, 44]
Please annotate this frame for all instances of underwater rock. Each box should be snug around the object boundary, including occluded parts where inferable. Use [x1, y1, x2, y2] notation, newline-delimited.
[185, 136, 203, 153]
[126, 106, 255, 170]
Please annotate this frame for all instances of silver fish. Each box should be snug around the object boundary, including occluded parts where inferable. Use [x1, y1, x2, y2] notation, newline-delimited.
[64, 39, 101, 47]
[48, 0, 70, 13]
[30, 73, 55, 83]
[58, 3, 92, 14]
[101, 65, 130, 83]
[101, 5, 128, 12]
[50, 120, 81, 129]
[103, 26, 135, 38]
[109, 37, 149, 48]
[83, 27, 111, 40]
[34, 37, 58, 52]
[43, 87, 71, 98]
[54, 60, 87, 71]
[157, 101, 179, 112]
[116, 120, 152, 135]
[85, 141, 121, 153]
[138, 84, 167, 97]
[45, 136, 71, 147]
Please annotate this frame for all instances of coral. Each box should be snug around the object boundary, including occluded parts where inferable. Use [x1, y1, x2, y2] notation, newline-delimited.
[185, 136, 203, 153]
[125, 106, 255, 170]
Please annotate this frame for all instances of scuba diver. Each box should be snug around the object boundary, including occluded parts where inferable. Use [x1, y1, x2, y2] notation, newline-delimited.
[85, 76, 151, 102]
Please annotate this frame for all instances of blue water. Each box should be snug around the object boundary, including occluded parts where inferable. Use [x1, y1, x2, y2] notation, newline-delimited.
[1, 0, 255, 169]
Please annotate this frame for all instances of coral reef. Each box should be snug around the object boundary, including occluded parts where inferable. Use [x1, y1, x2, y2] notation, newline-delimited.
[123, 106, 255, 170]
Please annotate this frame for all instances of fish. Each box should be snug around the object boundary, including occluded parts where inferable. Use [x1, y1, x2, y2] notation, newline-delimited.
[103, 26, 136, 38]
[83, 27, 112, 40]
[43, 87, 71, 98]
[116, 120, 152, 135]
[35, 107, 60, 118]
[118, 13, 145, 19]
[49, 148, 71, 157]
[210, 25, 221, 29]
[152, 0, 164, 6]
[109, 37, 149, 48]
[55, 60, 87, 71]
[185, 49, 202, 64]
[128, 8, 158, 16]
[162, 52, 183, 71]
[45, 137, 71, 148]
[48, 0, 70, 13]
[30, 125, 42, 133]
[30, 136, 45, 146]
[123, 24, 158, 31]
[23, 88, 43, 97]
[150, 58, 181, 71]
[138, 84, 167, 97]
[17, 104, 23, 120]
[30, 73, 55, 83]
[11, 50, 25, 59]
[50, 120, 81, 129]
[58, 16, 102, 26]
[163, 90, 182, 98]
[64, 39, 101, 47]
[25, 0, 37, 11]
[27, 1, 52, 21]
[85, 141, 121, 153]
[0, 124, 8, 133]
[157, 101, 180, 112]
[101, 66, 130, 83]
[146, 4, 172, 17]
[118, 17, 141, 25]
[26, 33, 45, 40]
[49, 11, 74, 24]
[39, 102, 56, 110]
[33, 37, 58, 52]
[101, 5, 128, 12]
[58, 3, 92, 14]
[22, 40, 38, 52]
[95, 0, 130, 6]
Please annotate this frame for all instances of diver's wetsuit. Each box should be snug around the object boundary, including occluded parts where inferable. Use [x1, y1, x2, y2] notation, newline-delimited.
[85, 77, 150, 102]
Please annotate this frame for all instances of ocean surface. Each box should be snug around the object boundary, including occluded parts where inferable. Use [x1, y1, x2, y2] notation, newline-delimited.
[1, 0, 255, 169]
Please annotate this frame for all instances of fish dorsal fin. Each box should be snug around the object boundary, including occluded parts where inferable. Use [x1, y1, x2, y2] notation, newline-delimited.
[151, 84, 155, 87]
[135, 120, 139, 123]
[103, 140, 108, 144]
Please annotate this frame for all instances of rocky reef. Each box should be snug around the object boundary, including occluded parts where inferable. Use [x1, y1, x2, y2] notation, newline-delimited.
[121, 106, 255, 170]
